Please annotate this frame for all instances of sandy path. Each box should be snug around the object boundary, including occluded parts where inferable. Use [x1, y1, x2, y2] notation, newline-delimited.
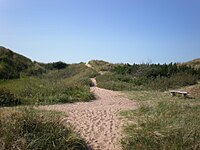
[40, 64, 137, 150]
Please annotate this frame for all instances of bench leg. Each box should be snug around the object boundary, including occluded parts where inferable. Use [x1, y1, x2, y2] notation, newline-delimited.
[171, 92, 175, 97]
[183, 93, 187, 98]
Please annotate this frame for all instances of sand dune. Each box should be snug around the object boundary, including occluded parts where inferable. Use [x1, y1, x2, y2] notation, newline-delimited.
[40, 77, 137, 150]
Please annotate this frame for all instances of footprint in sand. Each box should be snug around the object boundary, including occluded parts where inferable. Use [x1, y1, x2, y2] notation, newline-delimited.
[40, 67, 137, 150]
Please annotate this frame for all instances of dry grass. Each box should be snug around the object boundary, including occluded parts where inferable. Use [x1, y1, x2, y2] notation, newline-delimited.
[121, 90, 200, 150]
[0, 107, 88, 150]
[181, 82, 200, 99]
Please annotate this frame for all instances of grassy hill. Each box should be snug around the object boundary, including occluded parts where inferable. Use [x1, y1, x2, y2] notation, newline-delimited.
[0, 46, 98, 106]
[0, 46, 33, 79]
[0, 46, 70, 79]
[88, 60, 116, 73]
[183, 58, 200, 69]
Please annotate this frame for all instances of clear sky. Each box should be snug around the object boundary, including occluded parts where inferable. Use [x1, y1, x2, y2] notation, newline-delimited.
[0, 0, 200, 64]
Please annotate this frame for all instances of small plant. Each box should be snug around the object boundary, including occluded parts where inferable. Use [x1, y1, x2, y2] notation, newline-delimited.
[0, 88, 20, 106]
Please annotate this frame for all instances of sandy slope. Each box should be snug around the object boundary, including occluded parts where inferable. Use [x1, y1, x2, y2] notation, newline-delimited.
[40, 64, 137, 150]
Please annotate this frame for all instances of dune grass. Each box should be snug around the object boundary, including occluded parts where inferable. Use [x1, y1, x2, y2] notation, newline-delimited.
[96, 72, 199, 92]
[96, 62, 200, 92]
[0, 107, 88, 150]
[0, 63, 98, 106]
[96, 72, 145, 91]
[181, 82, 200, 99]
[88, 60, 115, 72]
[0, 63, 94, 149]
[121, 90, 200, 150]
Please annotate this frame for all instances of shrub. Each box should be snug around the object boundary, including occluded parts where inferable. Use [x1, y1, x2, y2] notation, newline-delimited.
[146, 73, 198, 91]
[97, 63, 200, 91]
[112, 63, 200, 79]
[46, 61, 68, 70]
[21, 64, 46, 77]
[0, 88, 20, 106]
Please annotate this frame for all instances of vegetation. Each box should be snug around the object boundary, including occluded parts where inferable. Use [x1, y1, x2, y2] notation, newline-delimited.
[0, 63, 98, 106]
[0, 46, 70, 79]
[0, 47, 95, 149]
[45, 61, 68, 70]
[97, 63, 200, 91]
[1, 46, 200, 149]
[0, 88, 21, 106]
[183, 58, 200, 69]
[0, 46, 33, 79]
[181, 82, 200, 99]
[0, 108, 88, 150]
[88, 60, 115, 72]
[121, 90, 200, 150]
[96, 72, 144, 91]
[21, 62, 47, 77]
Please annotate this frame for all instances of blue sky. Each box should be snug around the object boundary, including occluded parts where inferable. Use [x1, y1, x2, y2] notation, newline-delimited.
[0, 0, 200, 64]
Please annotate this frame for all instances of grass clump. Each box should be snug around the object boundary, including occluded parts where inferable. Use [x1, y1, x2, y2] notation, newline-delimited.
[0, 108, 88, 150]
[121, 90, 200, 150]
[0, 88, 21, 106]
[39, 85, 95, 104]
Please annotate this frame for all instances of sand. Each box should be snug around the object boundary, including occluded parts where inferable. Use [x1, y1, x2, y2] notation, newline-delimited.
[39, 64, 137, 150]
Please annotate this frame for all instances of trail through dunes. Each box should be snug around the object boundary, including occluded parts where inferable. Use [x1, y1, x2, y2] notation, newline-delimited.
[40, 64, 137, 150]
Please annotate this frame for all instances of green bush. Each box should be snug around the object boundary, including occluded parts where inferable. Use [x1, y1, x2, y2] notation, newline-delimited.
[112, 63, 200, 79]
[21, 64, 47, 77]
[0, 88, 21, 106]
[146, 73, 198, 91]
[96, 73, 145, 91]
[45, 61, 68, 70]
[97, 63, 200, 91]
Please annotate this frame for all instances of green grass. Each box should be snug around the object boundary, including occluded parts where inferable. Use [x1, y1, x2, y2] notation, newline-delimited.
[96, 72, 145, 91]
[96, 71, 199, 91]
[0, 63, 98, 106]
[0, 107, 88, 150]
[88, 60, 115, 72]
[0, 46, 33, 79]
[121, 90, 200, 150]
[123, 90, 172, 101]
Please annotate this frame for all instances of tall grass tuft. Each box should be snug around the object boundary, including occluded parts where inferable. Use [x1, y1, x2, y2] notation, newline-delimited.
[0, 88, 21, 106]
[0, 108, 88, 150]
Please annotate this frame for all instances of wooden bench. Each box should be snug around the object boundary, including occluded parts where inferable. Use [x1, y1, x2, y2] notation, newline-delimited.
[169, 90, 188, 98]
